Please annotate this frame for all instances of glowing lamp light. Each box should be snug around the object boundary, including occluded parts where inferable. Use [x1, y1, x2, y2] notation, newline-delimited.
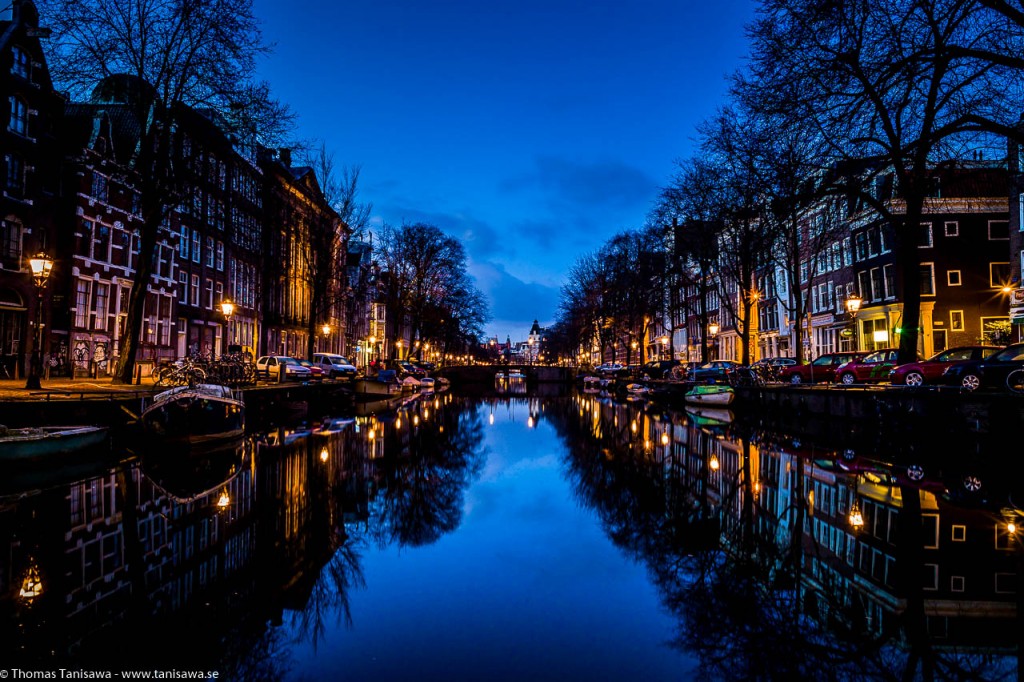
[849, 501, 865, 529]
[527, 416, 535, 428]
[844, 292, 862, 315]
[220, 299, 235, 318]
[28, 251, 53, 286]
[631, 420, 637, 433]
[320, 447, 329, 462]
[709, 455, 720, 470]
[660, 432, 670, 446]
[321, 323, 331, 336]
[217, 490, 231, 509]
[708, 322, 720, 337]
[1009, 522, 1017, 534]
[19, 563, 43, 600]
[413, 415, 420, 427]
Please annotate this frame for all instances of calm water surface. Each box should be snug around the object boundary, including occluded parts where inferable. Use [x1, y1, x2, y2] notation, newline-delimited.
[1, 388, 1019, 681]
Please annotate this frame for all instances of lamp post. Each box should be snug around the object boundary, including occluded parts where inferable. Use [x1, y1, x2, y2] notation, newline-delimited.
[659, 335, 669, 360]
[321, 323, 331, 353]
[395, 338, 403, 360]
[708, 321, 719, 361]
[369, 335, 377, 371]
[220, 298, 235, 351]
[25, 252, 53, 390]
[845, 292, 863, 351]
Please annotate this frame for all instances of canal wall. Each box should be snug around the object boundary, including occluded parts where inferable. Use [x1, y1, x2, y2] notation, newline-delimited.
[0, 382, 355, 429]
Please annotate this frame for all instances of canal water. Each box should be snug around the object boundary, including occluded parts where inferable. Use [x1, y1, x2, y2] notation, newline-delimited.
[0, 387, 1020, 681]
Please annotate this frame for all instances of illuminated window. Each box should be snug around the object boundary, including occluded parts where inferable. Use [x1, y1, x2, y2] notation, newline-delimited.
[8, 96, 27, 135]
[947, 270, 961, 286]
[950, 311, 964, 331]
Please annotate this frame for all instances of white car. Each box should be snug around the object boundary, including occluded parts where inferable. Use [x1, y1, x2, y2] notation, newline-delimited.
[255, 355, 312, 382]
[312, 353, 358, 380]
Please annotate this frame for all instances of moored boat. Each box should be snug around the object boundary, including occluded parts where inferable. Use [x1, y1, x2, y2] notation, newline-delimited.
[685, 407, 735, 427]
[684, 384, 735, 406]
[354, 370, 403, 398]
[142, 383, 245, 445]
[0, 425, 108, 461]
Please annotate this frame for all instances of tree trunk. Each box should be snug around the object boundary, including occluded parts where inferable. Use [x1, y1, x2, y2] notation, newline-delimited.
[896, 192, 925, 365]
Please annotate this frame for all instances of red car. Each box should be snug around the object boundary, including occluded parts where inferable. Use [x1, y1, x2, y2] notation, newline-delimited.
[835, 348, 917, 385]
[888, 345, 1001, 386]
[777, 351, 867, 384]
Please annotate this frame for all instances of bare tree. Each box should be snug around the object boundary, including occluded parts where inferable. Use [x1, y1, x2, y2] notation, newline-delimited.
[39, 0, 293, 382]
[745, 0, 1023, 363]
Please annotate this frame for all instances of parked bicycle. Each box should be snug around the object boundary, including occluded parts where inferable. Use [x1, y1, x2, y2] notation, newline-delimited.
[154, 357, 207, 387]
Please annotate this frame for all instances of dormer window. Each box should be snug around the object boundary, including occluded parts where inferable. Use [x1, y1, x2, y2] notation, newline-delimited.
[11, 46, 30, 79]
[8, 96, 28, 135]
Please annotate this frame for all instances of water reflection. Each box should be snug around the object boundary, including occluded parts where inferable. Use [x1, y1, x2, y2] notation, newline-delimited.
[0, 390, 1019, 680]
[553, 394, 1022, 680]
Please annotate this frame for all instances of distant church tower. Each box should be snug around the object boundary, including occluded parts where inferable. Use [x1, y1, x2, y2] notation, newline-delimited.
[527, 320, 543, 363]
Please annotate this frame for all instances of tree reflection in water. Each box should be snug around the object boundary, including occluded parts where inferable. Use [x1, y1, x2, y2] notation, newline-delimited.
[546, 394, 1020, 682]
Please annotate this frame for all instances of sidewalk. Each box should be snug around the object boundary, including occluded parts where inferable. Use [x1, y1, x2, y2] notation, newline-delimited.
[0, 374, 160, 400]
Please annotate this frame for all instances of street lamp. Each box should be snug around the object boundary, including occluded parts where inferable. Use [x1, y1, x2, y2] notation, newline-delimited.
[707, 321, 719, 360]
[395, 339, 403, 359]
[845, 292, 863, 351]
[660, 335, 669, 360]
[220, 298, 235, 348]
[25, 252, 53, 390]
[321, 323, 331, 353]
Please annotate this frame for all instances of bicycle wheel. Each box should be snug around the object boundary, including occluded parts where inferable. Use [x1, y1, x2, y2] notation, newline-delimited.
[1007, 369, 1024, 394]
[154, 367, 174, 386]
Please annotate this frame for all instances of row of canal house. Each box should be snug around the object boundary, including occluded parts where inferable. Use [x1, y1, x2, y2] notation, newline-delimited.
[662, 164, 1016, 365]
[0, 1, 369, 380]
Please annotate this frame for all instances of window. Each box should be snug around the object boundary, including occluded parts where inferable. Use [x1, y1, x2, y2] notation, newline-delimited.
[204, 278, 214, 309]
[951, 525, 966, 542]
[867, 227, 881, 257]
[944, 221, 958, 237]
[178, 225, 188, 258]
[0, 219, 21, 259]
[883, 264, 895, 299]
[191, 229, 201, 263]
[215, 240, 224, 271]
[854, 232, 867, 261]
[74, 279, 91, 328]
[989, 220, 1009, 240]
[920, 263, 935, 296]
[950, 310, 964, 331]
[8, 96, 27, 135]
[93, 282, 109, 331]
[215, 281, 223, 305]
[11, 46, 30, 79]
[923, 564, 939, 591]
[950, 576, 965, 593]
[919, 222, 933, 248]
[91, 174, 108, 203]
[205, 236, 214, 267]
[990, 262, 1011, 288]
[871, 267, 883, 300]
[4, 153, 24, 196]
[947, 270, 962, 286]
[858, 271, 871, 302]
[190, 274, 200, 307]
[178, 271, 187, 304]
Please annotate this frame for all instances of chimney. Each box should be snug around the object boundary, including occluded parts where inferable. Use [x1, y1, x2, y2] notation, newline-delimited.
[278, 148, 292, 167]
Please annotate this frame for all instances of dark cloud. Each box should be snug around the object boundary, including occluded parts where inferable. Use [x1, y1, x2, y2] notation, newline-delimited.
[501, 156, 659, 211]
[468, 260, 560, 339]
[372, 204, 514, 261]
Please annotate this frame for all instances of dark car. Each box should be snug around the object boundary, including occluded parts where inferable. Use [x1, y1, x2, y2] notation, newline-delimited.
[385, 359, 427, 379]
[688, 360, 743, 383]
[889, 345, 1001, 386]
[777, 352, 867, 385]
[940, 342, 1024, 391]
[640, 359, 681, 379]
[835, 348, 910, 385]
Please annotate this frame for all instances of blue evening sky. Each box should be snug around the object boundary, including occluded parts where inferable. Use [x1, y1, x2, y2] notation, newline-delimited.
[253, 0, 757, 342]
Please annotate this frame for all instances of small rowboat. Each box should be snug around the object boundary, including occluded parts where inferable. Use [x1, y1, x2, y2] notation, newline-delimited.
[684, 384, 735, 406]
[0, 425, 109, 461]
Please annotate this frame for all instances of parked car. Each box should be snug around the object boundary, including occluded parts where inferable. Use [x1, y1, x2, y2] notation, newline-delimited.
[776, 352, 867, 384]
[410, 359, 436, 371]
[940, 342, 1024, 391]
[688, 360, 743, 383]
[312, 353, 359, 380]
[297, 359, 324, 381]
[888, 345, 1001, 386]
[594, 362, 625, 376]
[669, 361, 703, 380]
[640, 359, 681, 380]
[835, 348, 910, 385]
[385, 358, 427, 379]
[255, 356, 312, 382]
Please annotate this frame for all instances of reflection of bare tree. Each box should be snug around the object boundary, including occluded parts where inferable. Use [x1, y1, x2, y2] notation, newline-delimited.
[545, 397, 1017, 681]
[289, 538, 366, 649]
[369, 398, 486, 548]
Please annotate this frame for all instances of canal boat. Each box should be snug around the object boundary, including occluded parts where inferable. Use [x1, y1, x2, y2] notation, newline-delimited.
[684, 384, 735, 406]
[141, 383, 245, 445]
[0, 425, 108, 461]
[354, 370, 403, 398]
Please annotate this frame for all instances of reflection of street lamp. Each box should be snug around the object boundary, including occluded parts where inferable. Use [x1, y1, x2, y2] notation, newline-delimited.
[845, 292, 863, 351]
[395, 339, 403, 359]
[25, 252, 53, 390]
